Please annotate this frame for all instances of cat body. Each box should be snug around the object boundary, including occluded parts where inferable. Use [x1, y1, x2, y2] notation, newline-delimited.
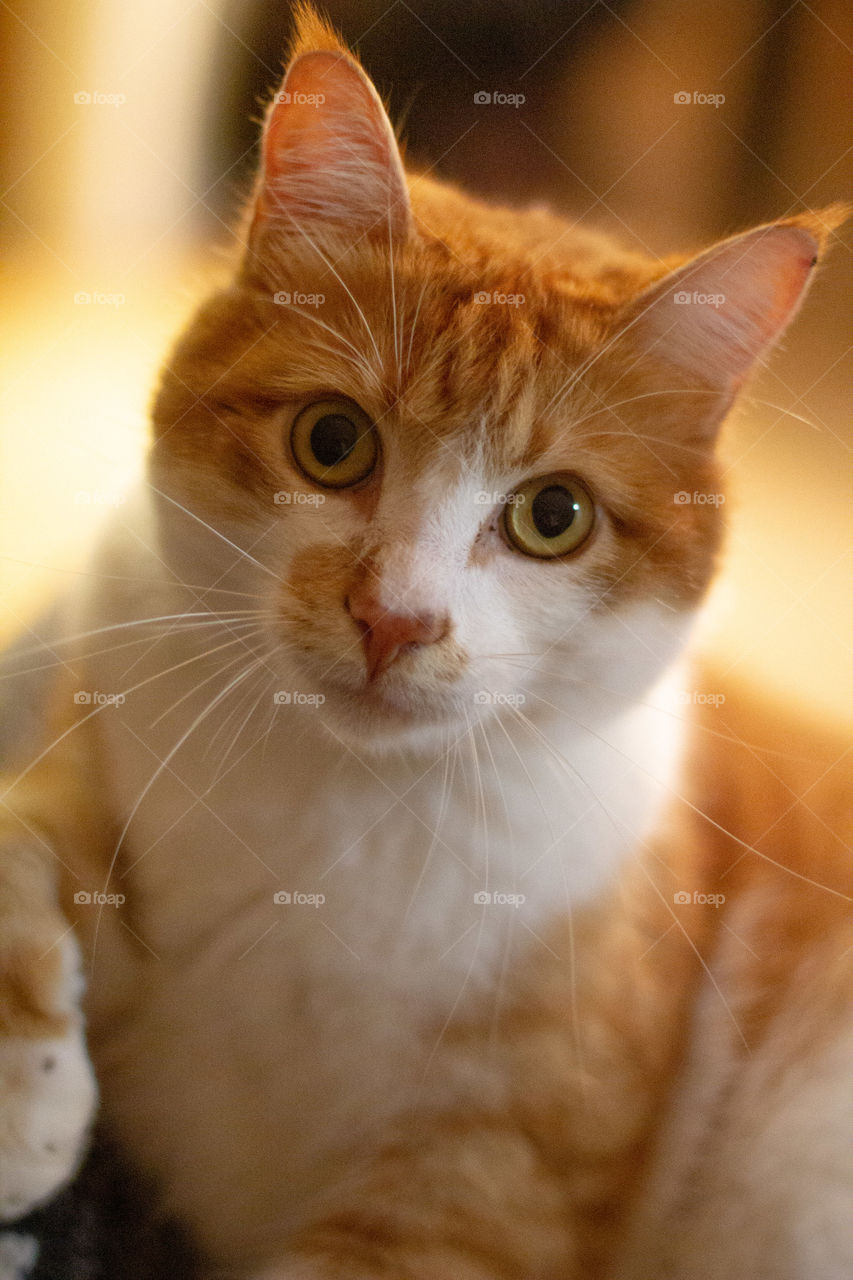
[41, 487, 683, 1268]
[0, 8, 850, 1277]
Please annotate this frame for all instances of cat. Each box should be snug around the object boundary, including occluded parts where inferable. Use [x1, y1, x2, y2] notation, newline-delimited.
[0, 5, 850, 1277]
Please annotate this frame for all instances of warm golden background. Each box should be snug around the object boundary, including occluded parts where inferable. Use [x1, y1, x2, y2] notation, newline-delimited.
[2, 0, 851, 725]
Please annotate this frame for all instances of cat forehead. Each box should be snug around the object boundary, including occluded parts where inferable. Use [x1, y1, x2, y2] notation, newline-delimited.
[245, 251, 620, 474]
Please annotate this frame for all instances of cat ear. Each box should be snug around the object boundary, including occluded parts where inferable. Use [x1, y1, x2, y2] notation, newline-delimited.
[616, 211, 844, 439]
[248, 7, 410, 248]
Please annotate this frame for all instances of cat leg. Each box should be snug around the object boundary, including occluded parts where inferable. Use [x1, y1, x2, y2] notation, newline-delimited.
[244, 1116, 576, 1279]
[0, 836, 97, 1222]
[237, 1082, 650, 1280]
[0, 736, 102, 1222]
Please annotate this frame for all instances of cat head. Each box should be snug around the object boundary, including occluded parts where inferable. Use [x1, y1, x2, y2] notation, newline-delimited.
[149, 4, 841, 753]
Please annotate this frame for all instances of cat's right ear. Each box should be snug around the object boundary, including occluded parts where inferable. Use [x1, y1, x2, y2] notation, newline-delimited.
[246, 6, 410, 259]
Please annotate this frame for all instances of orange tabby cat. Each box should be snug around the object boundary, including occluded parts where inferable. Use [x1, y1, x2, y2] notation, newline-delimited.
[0, 7, 850, 1277]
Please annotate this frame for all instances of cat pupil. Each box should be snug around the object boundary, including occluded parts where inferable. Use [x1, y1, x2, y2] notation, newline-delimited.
[531, 485, 577, 538]
[310, 414, 358, 466]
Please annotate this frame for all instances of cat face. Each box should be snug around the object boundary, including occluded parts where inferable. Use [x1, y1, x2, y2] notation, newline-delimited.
[148, 9, 829, 752]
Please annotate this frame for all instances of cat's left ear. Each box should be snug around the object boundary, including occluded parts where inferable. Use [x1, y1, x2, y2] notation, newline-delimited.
[615, 208, 846, 441]
[247, 8, 410, 252]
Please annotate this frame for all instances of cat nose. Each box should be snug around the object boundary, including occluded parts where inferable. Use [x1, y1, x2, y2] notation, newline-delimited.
[346, 587, 448, 682]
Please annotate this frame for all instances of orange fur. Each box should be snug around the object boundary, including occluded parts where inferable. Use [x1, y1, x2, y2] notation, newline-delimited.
[0, 5, 850, 1275]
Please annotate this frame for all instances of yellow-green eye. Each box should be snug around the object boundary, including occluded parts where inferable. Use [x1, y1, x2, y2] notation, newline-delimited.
[503, 473, 595, 558]
[290, 397, 377, 488]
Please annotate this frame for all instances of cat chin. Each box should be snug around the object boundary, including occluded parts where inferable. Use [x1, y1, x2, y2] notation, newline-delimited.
[297, 676, 474, 756]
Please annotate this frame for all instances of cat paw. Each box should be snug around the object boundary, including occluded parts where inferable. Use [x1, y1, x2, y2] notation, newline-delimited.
[0, 1231, 38, 1280]
[0, 936, 97, 1222]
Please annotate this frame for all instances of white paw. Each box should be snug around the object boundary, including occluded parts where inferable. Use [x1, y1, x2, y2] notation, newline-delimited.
[0, 1232, 38, 1280]
[0, 939, 97, 1222]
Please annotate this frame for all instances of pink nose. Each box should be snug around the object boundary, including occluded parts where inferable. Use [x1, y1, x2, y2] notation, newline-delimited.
[346, 586, 448, 682]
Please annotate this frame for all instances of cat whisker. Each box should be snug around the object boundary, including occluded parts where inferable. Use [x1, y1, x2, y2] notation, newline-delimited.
[418, 706, 488, 1091]
[147, 626, 272, 730]
[208, 661, 277, 781]
[475, 717, 517, 1055]
[404, 278, 430, 378]
[505, 653, 849, 856]
[504, 700, 752, 1053]
[401, 728, 457, 928]
[488, 711, 558, 847]
[93, 651, 274, 952]
[0, 632, 278, 804]
[505, 704, 626, 856]
[283, 210, 384, 373]
[387, 207, 401, 382]
[491, 655, 829, 764]
[146, 483, 285, 583]
[0, 554, 270, 597]
[518, 685, 851, 901]
[0, 610, 274, 675]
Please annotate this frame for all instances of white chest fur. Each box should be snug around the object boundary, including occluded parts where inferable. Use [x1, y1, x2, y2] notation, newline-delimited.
[69, 517, 686, 1265]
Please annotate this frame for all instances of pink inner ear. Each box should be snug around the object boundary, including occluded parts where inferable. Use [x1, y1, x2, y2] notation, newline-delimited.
[254, 50, 410, 238]
[762, 241, 817, 334]
[628, 225, 820, 398]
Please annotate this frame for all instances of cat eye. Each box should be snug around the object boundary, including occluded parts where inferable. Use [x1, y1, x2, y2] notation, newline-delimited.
[290, 397, 378, 488]
[503, 473, 595, 559]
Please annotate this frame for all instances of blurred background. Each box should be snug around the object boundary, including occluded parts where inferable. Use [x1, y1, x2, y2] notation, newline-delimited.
[1, 0, 851, 725]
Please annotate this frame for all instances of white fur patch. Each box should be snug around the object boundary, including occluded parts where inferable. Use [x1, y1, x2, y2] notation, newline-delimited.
[0, 1234, 38, 1280]
[0, 938, 97, 1223]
